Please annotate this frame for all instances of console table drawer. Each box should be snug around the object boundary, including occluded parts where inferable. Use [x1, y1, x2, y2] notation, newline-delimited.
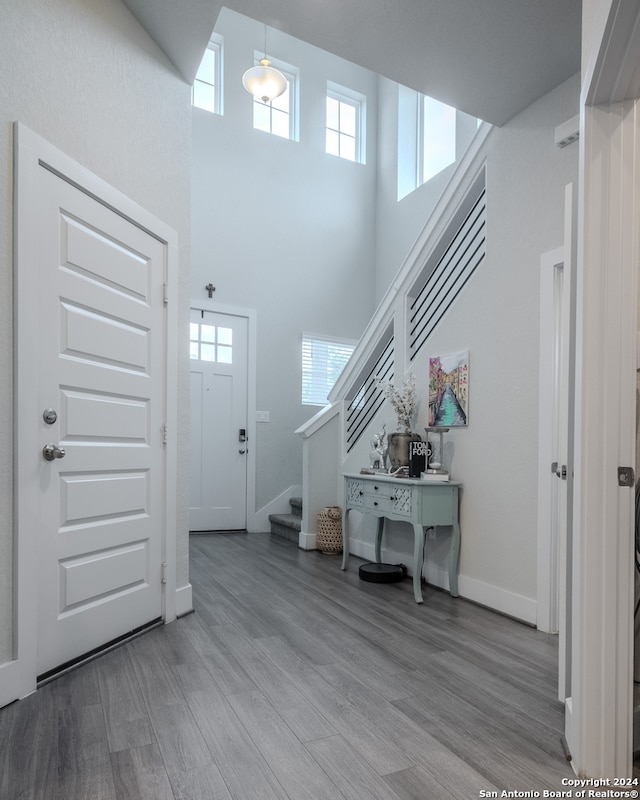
[364, 493, 393, 513]
[349, 479, 413, 518]
[364, 482, 395, 501]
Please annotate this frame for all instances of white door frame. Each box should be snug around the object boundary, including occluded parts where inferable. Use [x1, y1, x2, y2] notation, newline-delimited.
[570, 0, 640, 775]
[189, 298, 257, 532]
[5, 123, 179, 704]
[537, 245, 564, 636]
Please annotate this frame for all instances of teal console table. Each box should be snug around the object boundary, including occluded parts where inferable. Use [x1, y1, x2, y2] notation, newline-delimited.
[341, 473, 461, 604]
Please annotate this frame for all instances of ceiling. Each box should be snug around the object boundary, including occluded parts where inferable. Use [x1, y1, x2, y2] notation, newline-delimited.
[121, 0, 581, 126]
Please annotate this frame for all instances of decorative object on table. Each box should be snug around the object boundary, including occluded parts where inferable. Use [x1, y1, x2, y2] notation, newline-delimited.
[378, 373, 416, 432]
[316, 506, 343, 554]
[423, 427, 450, 480]
[408, 439, 429, 477]
[377, 374, 422, 470]
[428, 351, 469, 427]
[386, 431, 422, 472]
[368, 423, 387, 470]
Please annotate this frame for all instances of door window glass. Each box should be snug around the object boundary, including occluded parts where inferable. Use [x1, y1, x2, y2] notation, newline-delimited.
[190, 323, 233, 363]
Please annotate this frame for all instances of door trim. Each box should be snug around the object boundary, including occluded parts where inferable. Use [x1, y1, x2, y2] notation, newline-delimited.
[537, 245, 564, 635]
[570, 0, 640, 775]
[8, 122, 179, 704]
[189, 299, 257, 532]
[570, 97, 639, 777]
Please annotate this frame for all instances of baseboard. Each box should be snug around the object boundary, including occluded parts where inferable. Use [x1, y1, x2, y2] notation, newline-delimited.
[174, 583, 193, 618]
[299, 529, 317, 550]
[346, 536, 536, 625]
[455, 573, 536, 625]
[249, 484, 303, 532]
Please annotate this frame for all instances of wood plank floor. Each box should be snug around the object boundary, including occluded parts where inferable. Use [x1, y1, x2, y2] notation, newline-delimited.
[0, 532, 574, 799]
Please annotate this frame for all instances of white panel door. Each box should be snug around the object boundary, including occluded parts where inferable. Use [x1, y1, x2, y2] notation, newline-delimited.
[190, 310, 248, 530]
[36, 166, 165, 677]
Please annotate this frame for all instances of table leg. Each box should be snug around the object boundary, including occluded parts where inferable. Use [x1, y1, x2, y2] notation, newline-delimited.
[412, 523, 424, 603]
[374, 516, 384, 563]
[448, 518, 461, 596]
[341, 508, 350, 570]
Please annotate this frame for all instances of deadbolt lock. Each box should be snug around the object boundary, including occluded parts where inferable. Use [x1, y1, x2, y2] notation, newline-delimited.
[43, 408, 57, 425]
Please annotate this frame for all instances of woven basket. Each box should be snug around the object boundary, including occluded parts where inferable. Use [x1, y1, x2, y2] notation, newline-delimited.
[316, 506, 343, 554]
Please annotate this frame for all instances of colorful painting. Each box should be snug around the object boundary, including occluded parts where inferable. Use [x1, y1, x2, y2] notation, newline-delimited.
[429, 351, 469, 427]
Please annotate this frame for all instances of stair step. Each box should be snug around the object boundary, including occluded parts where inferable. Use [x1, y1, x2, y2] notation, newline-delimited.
[268, 512, 301, 543]
[289, 497, 302, 516]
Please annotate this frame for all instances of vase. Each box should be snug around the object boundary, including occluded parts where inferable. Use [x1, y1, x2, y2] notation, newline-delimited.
[386, 431, 422, 470]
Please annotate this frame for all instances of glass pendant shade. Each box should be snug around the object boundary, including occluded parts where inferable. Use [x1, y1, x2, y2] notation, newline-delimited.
[242, 58, 287, 103]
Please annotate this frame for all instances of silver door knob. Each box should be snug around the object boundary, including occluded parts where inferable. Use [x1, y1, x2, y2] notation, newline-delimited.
[43, 443, 66, 461]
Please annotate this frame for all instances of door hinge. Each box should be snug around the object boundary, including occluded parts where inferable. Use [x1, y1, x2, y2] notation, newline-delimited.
[161, 562, 168, 584]
[163, 283, 168, 306]
[618, 466, 635, 487]
[162, 424, 168, 444]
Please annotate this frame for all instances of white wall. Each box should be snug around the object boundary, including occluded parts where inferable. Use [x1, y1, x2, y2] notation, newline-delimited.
[0, 0, 192, 665]
[343, 73, 581, 620]
[191, 9, 379, 513]
[456, 72, 579, 607]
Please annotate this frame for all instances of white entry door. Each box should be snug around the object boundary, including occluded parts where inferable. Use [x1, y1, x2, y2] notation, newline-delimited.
[36, 166, 165, 677]
[190, 309, 248, 530]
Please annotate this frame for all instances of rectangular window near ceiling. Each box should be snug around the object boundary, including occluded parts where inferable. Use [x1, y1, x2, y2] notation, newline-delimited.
[192, 35, 223, 115]
[398, 87, 483, 200]
[252, 56, 298, 141]
[326, 82, 366, 164]
[302, 334, 356, 406]
[420, 96, 456, 184]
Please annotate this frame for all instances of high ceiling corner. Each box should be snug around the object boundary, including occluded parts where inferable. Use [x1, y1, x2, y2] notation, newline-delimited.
[121, 0, 223, 83]
[122, 0, 581, 125]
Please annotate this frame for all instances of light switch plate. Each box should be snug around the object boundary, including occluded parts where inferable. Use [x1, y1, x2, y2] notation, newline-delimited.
[256, 411, 270, 423]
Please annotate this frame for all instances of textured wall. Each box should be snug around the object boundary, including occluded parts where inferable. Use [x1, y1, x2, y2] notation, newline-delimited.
[0, 0, 192, 665]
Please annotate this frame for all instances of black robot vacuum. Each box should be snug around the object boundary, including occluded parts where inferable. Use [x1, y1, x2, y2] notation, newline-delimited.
[358, 562, 407, 583]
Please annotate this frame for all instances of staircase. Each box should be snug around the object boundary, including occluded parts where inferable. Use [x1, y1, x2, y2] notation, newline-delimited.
[269, 497, 302, 543]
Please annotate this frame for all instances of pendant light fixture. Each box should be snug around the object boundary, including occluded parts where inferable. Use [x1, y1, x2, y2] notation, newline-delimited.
[242, 25, 287, 104]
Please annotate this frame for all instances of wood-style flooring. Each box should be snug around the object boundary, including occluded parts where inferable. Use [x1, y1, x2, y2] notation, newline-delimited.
[0, 532, 573, 799]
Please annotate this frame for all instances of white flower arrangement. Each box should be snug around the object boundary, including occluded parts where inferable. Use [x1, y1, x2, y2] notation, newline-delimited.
[377, 373, 417, 433]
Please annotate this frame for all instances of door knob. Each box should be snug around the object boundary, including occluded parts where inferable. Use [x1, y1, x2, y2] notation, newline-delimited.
[43, 443, 66, 461]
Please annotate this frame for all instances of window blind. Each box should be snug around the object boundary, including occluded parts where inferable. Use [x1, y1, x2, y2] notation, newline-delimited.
[302, 335, 355, 406]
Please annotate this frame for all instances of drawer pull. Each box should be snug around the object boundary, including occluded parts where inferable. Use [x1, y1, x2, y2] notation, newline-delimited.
[373, 501, 378, 506]
[374, 485, 379, 491]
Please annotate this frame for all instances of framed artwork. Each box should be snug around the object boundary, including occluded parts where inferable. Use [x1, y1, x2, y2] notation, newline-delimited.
[429, 350, 469, 426]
